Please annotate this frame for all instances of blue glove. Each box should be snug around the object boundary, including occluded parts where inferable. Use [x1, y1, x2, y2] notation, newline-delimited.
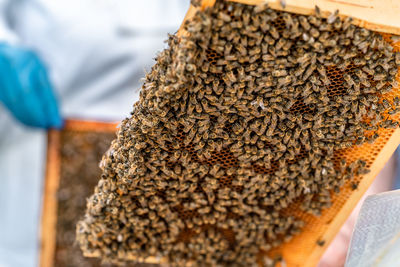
[0, 43, 63, 129]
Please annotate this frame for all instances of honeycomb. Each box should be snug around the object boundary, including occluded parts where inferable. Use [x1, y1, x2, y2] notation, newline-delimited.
[76, 1, 400, 266]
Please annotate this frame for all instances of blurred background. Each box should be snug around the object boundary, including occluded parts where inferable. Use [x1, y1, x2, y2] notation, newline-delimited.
[0, 1, 399, 267]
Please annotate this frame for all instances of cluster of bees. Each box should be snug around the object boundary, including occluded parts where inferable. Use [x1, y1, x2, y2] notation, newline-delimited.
[76, 0, 400, 266]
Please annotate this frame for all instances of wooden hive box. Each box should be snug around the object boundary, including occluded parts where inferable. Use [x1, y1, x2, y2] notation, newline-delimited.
[39, 120, 118, 267]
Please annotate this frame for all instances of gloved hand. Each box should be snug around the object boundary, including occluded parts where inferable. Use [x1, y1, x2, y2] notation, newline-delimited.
[0, 43, 63, 129]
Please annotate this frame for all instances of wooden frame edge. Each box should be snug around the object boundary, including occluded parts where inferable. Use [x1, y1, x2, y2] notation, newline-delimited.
[186, 0, 400, 35]
[64, 119, 119, 133]
[229, 0, 400, 35]
[40, 129, 61, 267]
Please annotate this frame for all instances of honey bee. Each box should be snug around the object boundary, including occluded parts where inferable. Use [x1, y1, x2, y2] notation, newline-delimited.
[394, 52, 400, 65]
[310, 27, 320, 38]
[314, 5, 321, 17]
[218, 12, 232, 23]
[277, 76, 292, 87]
[340, 16, 352, 30]
[272, 69, 288, 77]
[299, 16, 311, 31]
[254, 3, 268, 13]
[269, 26, 280, 39]
[374, 73, 386, 81]
[308, 16, 321, 27]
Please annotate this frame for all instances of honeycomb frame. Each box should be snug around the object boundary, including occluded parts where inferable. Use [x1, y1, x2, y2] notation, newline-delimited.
[78, 1, 400, 266]
[180, 2, 400, 266]
[40, 120, 119, 267]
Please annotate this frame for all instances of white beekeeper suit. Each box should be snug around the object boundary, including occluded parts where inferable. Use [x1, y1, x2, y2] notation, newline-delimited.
[0, 1, 189, 266]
